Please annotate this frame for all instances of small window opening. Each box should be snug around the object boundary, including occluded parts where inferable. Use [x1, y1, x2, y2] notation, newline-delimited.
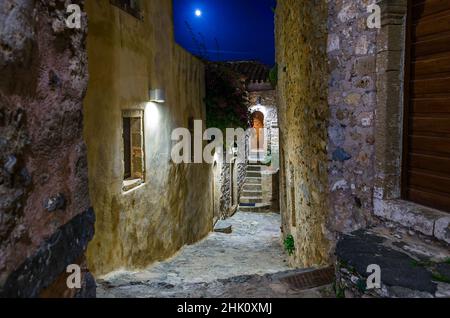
[122, 110, 145, 191]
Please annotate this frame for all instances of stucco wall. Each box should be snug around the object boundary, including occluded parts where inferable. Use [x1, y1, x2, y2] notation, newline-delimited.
[275, 0, 331, 267]
[84, 0, 212, 276]
[0, 0, 94, 297]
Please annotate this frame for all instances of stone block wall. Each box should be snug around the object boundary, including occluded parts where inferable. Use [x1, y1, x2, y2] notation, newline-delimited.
[216, 158, 247, 220]
[276, 0, 449, 269]
[327, 0, 378, 234]
[0, 0, 95, 297]
[220, 162, 232, 216]
[276, 0, 383, 267]
[275, 0, 331, 267]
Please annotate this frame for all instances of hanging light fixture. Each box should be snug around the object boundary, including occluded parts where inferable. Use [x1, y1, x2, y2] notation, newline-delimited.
[149, 88, 166, 103]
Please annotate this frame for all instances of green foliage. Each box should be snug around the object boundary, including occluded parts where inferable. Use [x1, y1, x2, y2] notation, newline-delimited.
[411, 258, 450, 268]
[204, 63, 250, 133]
[333, 282, 345, 298]
[356, 279, 367, 293]
[269, 64, 278, 87]
[432, 272, 450, 284]
[261, 155, 272, 166]
[270, 0, 277, 13]
[283, 234, 295, 256]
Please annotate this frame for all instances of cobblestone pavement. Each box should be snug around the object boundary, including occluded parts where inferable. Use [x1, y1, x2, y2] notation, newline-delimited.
[97, 212, 333, 298]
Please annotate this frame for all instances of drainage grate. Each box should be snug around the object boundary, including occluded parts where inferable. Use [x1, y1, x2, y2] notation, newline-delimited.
[280, 266, 335, 290]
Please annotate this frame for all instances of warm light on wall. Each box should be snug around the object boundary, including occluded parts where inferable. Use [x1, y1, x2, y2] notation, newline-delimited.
[149, 89, 166, 103]
[145, 102, 160, 128]
[251, 104, 267, 117]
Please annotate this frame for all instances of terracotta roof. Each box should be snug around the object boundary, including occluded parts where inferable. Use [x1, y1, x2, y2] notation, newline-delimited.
[225, 61, 270, 84]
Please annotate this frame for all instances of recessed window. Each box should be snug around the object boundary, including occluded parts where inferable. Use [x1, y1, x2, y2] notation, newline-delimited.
[110, 0, 142, 20]
[122, 110, 145, 191]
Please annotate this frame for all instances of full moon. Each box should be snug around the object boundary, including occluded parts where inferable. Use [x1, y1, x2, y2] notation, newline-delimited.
[195, 9, 202, 17]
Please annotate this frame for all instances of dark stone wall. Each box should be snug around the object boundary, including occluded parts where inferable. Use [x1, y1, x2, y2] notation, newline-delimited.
[327, 0, 378, 234]
[0, 0, 94, 297]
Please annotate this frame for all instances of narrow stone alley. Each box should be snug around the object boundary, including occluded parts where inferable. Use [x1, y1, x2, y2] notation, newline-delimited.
[2, 0, 450, 301]
[96, 212, 333, 298]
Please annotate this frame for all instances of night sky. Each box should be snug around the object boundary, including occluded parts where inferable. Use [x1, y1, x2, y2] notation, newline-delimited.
[173, 0, 277, 66]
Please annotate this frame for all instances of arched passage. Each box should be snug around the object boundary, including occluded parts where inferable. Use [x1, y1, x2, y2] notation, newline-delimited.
[251, 111, 265, 152]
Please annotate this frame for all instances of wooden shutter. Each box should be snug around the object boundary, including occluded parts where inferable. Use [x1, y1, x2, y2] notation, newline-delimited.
[403, 0, 450, 213]
[123, 117, 131, 179]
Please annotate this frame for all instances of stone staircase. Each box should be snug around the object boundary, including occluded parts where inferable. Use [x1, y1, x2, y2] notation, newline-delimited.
[239, 164, 271, 213]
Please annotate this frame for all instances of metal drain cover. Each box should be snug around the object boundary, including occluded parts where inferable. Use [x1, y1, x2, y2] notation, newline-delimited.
[280, 266, 335, 290]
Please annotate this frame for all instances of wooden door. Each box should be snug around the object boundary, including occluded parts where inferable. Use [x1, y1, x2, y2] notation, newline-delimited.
[403, 0, 450, 213]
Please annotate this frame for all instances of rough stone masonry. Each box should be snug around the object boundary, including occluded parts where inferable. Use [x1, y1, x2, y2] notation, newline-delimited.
[0, 0, 95, 297]
[275, 0, 450, 289]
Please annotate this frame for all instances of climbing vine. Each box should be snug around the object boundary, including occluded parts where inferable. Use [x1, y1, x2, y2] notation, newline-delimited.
[269, 63, 278, 87]
[283, 234, 295, 256]
[204, 63, 251, 132]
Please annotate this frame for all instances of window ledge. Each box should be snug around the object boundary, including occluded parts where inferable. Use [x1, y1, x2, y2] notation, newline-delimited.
[122, 178, 144, 192]
[374, 198, 450, 244]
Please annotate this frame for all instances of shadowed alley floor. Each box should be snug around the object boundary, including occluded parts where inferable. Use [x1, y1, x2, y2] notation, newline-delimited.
[97, 212, 333, 298]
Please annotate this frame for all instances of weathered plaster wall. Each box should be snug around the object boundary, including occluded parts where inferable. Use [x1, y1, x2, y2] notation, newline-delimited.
[84, 0, 212, 276]
[0, 0, 95, 297]
[275, 0, 331, 267]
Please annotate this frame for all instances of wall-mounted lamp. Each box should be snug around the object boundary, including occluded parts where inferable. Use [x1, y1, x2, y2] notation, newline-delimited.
[149, 88, 166, 103]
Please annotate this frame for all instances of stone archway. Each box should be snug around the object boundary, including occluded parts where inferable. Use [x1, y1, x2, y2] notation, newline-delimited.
[251, 111, 265, 152]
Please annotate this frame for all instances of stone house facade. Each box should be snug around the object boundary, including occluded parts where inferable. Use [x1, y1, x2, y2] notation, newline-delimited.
[275, 0, 450, 270]
[83, 0, 214, 276]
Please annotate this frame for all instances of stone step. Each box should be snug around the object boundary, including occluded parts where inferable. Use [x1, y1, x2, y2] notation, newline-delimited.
[240, 196, 263, 204]
[246, 171, 262, 178]
[242, 189, 262, 197]
[248, 159, 264, 165]
[242, 184, 262, 191]
[336, 225, 450, 298]
[247, 165, 262, 172]
[239, 203, 272, 213]
[245, 177, 261, 184]
[213, 219, 233, 234]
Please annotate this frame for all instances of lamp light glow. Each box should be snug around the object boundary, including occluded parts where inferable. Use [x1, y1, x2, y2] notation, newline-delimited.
[145, 102, 160, 128]
[195, 9, 202, 17]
